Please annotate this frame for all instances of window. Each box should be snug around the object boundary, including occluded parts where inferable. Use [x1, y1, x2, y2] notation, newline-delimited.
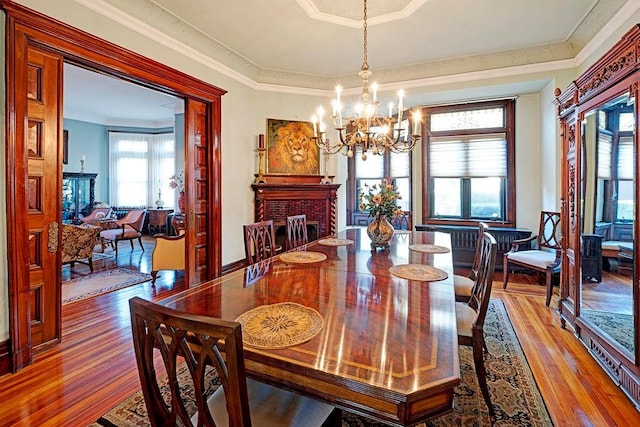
[347, 122, 412, 225]
[423, 100, 515, 225]
[616, 135, 634, 221]
[109, 132, 176, 207]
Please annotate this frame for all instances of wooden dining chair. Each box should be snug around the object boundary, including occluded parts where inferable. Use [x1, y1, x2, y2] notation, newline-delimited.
[454, 222, 489, 302]
[99, 209, 147, 257]
[455, 231, 497, 417]
[286, 214, 308, 250]
[243, 220, 278, 265]
[391, 210, 412, 231]
[503, 211, 561, 306]
[129, 297, 338, 427]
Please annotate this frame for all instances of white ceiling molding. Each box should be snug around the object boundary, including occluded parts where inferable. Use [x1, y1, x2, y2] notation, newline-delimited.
[574, 0, 640, 65]
[294, 0, 430, 28]
[73, 0, 633, 100]
[73, 0, 257, 88]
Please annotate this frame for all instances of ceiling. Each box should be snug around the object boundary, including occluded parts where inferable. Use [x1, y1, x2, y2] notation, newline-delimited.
[63, 0, 633, 126]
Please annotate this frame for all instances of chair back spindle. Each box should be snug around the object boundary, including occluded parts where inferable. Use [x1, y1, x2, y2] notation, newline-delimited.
[243, 220, 277, 265]
[286, 214, 308, 250]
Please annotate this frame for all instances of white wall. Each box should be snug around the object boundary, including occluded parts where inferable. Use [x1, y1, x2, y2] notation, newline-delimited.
[1, 0, 634, 341]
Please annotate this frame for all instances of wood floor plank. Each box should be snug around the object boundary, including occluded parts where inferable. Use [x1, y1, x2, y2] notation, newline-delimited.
[0, 251, 639, 425]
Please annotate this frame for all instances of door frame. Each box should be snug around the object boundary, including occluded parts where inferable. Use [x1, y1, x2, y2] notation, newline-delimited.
[2, 1, 224, 370]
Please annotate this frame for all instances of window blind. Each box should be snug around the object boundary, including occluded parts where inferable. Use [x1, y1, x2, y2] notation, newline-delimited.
[618, 135, 634, 180]
[429, 133, 507, 177]
[597, 131, 612, 179]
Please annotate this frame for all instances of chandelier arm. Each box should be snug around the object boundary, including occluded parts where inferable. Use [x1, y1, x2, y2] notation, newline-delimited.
[310, 0, 420, 161]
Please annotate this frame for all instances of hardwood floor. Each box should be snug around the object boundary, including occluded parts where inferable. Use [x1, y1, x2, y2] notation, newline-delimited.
[0, 246, 639, 426]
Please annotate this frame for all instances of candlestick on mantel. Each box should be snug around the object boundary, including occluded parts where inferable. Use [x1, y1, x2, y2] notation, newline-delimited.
[254, 134, 267, 184]
[321, 150, 332, 184]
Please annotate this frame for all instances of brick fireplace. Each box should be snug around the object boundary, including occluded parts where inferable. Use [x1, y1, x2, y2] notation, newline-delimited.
[251, 175, 340, 247]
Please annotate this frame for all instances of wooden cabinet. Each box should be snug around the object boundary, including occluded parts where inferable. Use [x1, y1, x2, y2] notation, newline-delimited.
[62, 172, 96, 222]
[556, 25, 640, 408]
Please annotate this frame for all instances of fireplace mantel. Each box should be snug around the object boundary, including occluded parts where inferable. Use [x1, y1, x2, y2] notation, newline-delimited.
[251, 175, 340, 239]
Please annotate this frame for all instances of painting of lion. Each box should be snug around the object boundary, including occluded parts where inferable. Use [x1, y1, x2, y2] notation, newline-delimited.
[267, 120, 319, 175]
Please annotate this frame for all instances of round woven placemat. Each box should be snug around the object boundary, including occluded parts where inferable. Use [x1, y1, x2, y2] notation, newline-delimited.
[408, 244, 451, 254]
[389, 264, 448, 282]
[279, 251, 327, 263]
[318, 238, 354, 246]
[235, 302, 324, 349]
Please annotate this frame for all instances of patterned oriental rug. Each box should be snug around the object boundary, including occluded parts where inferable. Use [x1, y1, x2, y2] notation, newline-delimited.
[62, 268, 152, 304]
[91, 299, 553, 426]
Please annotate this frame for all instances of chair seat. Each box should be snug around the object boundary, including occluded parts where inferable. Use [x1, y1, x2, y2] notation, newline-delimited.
[455, 302, 476, 338]
[192, 378, 335, 427]
[505, 249, 556, 270]
[100, 226, 140, 240]
[453, 274, 474, 298]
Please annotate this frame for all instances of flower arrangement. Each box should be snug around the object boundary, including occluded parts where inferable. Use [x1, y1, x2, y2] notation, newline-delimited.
[169, 171, 185, 193]
[359, 179, 403, 221]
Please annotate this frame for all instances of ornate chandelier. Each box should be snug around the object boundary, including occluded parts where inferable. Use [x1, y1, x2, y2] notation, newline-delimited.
[311, 0, 421, 161]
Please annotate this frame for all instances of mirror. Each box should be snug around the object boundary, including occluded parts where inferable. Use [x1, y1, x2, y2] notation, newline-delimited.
[580, 91, 635, 357]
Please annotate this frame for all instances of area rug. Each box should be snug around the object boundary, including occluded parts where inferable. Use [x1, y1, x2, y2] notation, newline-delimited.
[91, 299, 552, 426]
[62, 268, 152, 304]
[581, 309, 634, 354]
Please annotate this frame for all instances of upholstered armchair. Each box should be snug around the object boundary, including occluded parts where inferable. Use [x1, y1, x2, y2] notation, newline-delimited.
[99, 209, 147, 257]
[150, 228, 185, 285]
[61, 223, 101, 271]
[80, 207, 112, 226]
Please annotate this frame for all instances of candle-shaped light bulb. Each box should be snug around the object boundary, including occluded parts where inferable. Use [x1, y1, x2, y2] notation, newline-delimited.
[397, 90, 404, 124]
[336, 85, 342, 105]
[316, 106, 325, 134]
[412, 110, 422, 135]
[332, 100, 338, 117]
[371, 82, 378, 102]
[388, 102, 393, 118]
[311, 115, 318, 137]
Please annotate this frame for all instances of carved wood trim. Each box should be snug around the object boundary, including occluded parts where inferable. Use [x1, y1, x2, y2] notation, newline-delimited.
[2, 0, 224, 370]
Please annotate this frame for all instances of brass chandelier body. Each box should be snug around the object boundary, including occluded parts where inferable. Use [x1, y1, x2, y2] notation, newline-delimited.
[311, 0, 421, 161]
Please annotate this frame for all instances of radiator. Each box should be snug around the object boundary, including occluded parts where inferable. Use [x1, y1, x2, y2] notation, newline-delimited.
[414, 224, 532, 270]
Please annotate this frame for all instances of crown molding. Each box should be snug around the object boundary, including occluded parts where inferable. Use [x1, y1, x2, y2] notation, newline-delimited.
[75, 0, 635, 98]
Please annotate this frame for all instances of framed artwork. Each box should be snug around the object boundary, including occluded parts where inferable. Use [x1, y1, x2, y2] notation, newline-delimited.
[63, 130, 69, 165]
[266, 118, 319, 175]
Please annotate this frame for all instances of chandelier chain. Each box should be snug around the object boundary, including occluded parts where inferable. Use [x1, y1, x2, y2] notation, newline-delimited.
[310, 0, 421, 161]
[362, 0, 368, 71]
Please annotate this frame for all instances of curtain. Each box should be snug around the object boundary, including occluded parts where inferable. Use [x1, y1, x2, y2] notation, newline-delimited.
[109, 132, 176, 208]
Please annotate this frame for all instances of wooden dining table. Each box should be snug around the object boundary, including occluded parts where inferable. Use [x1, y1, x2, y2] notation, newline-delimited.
[160, 228, 460, 426]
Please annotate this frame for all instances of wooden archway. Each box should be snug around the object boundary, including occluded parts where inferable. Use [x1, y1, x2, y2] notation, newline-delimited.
[2, 1, 224, 370]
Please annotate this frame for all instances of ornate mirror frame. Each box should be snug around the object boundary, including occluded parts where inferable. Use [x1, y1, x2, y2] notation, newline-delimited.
[556, 24, 640, 407]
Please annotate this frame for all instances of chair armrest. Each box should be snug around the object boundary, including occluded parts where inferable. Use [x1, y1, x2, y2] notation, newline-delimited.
[508, 234, 537, 252]
[153, 233, 185, 241]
